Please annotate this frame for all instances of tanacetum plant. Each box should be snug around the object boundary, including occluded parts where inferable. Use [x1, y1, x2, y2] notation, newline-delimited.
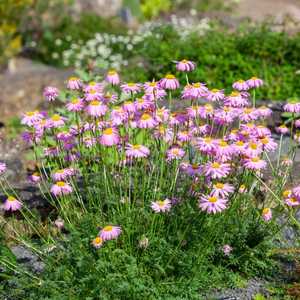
[1, 60, 300, 298]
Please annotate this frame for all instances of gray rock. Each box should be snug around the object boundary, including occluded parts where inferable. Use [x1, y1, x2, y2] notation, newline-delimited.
[206, 279, 269, 300]
[11, 245, 45, 274]
[0, 58, 73, 124]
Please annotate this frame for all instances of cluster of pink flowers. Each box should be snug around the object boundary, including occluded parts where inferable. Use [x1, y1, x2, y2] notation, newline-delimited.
[17, 60, 300, 248]
[92, 225, 122, 249]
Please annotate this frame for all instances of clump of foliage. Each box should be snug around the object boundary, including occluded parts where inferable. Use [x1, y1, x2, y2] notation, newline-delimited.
[0, 61, 299, 298]
[0, 0, 32, 68]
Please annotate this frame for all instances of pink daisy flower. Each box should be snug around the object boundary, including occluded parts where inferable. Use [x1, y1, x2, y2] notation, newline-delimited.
[285, 197, 300, 207]
[224, 91, 249, 107]
[99, 225, 121, 241]
[100, 92, 118, 104]
[0, 162, 6, 174]
[85, 89, 103, 101]
[67, 77, 82, 90]
[153, 126, 174, 143]
[92, 236, 104, 249]
[175, 59, 195, 72]
[137, 112, 158, 128]
[275, 124, 289, 135]
[160, 74, 179, 90]
[111, 106, 127, 126]
[239, 108, 259, 122]
[246, 77, 263, 88]
[47, 114, 66, 128]
[99, 127, 120, 146]
[85, 101, 107, 117]
[283, 102, 300, 113]
[166, 147, 185, 161]
[195, 137, 217, 155]
[21, 111, 44, 126]
[120, 82, 141, 94]
[84, 81, 103, 93]
[177, 130, 192, 143]
[232, 79, 249, 91]
[50, 181, 73, 196]
[189, 82, 209, 99]
[244, 157, 267, 170]
[292, 185, 300, 198]
[51, 168, 75, 181]
[295, 119, 300, 128]
[151, 199, 172, 213]
[212, 182, 234, 198]
[204, 161, 231, 179]
[29, 172, 41, 184]
[198, 104, 214, 119]
[125, 144, 150, 158]
[43, 86, 59, 102]
[66, 98, 84, 112]
[183, 163, 203, 176]
[106, 70, 120, 85]
[3, 196, 22, 211]
[199, 194, 228, 214]
[257, 106, 272, 118]
[134, 97, 153, 110]
[243, 141, 263, 157]
[260, 136, 277, 152]
[206, 89, 225, 102]
[262, 208, 272, 222]
[223, 244, 233, 256]
[83, 137, 96, 148]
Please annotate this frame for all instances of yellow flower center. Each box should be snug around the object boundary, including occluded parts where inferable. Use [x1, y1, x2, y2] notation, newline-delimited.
[205, 104, 213, 112]
[236, 141, 244, 146]
[230, 91, 240, 97]
[215, 183, 224, 189]
[89, 81, 96, 86]
[219, 140, 228, 147]
[251, 157, 260, 163]
[132, 144, 141, 150]
[69, 76, 78, 81]
[26, 111, 36, 117]
[90, 101, 100, 106]
[211, 88, 219, 93]
[165, 74, 175, 79]
[283, 190, 291, 198]
[262, 208, 270, 214]
[71, 98, 79, 104]
[127, 82, 136, 87]
[124, 101, 133, 105]
[244, 108, 253, 114]
[7, 196, 16, 202]
[261, 138, 268, 145]
[208, 196, 217, 203]
[212, 162, 220, 169]
[89, 89, 96, 94]
[94, 237, 103, 244]
[238, 79, 245, 83]
[56, 181, 66, 187]
[149, 82, 157, 87]
[172, 148, 179, 155]
[51, 114, 61, 121]
[158, 201, 165, 207]
[103, 225, 113, 232]
[141, 113, 151, 121]
[103, 128, 113, 135]
[251, 76, 258, 80]
[289, 197, 297, 203]
[249, 143, 257, 150]
[108, 70, 116, 75]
